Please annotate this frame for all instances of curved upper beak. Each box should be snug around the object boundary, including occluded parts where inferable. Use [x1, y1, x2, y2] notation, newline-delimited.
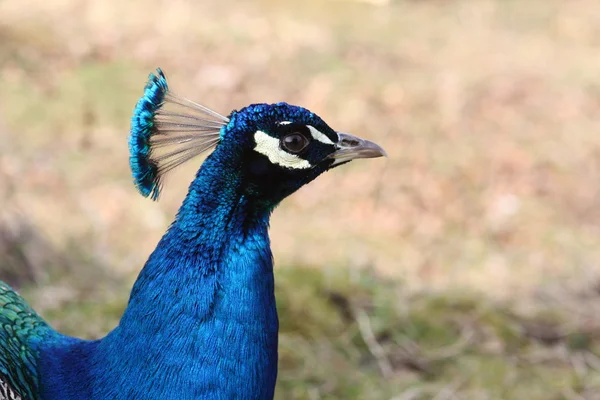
[329, 132, 387, 166]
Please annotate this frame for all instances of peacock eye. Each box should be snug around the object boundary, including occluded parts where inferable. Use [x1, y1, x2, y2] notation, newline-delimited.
[281, 133, 310, 154]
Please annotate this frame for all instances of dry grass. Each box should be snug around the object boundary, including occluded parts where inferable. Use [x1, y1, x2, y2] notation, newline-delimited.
[2, 0, 600, 297]
[2, 0, 600, 397]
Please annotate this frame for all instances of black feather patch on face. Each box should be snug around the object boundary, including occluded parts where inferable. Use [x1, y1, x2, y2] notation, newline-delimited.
[215, 102, 345, 206]
[250, 121, 337, 173]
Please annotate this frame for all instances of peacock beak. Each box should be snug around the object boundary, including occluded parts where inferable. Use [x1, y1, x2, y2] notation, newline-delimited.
[329, 132, 387, 165]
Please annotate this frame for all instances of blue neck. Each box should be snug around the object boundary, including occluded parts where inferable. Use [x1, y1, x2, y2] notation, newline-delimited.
[39, 147, 279, 399]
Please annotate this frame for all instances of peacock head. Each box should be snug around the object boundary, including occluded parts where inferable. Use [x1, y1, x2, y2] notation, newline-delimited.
[129, 69, 386, 205]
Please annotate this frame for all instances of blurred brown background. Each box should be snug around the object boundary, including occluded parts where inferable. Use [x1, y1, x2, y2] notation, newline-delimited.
[2, 0, 600, 398]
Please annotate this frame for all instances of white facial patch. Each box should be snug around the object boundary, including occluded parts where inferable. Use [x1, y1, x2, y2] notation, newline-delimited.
[307, 125, 335, 145]
[254, 131, 311, 169]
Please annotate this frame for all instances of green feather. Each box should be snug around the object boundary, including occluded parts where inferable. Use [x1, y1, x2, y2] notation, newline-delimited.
[0, 281, 54, 400]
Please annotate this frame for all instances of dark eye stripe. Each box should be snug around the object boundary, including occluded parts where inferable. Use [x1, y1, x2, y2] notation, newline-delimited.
[275, 123, 336, 146]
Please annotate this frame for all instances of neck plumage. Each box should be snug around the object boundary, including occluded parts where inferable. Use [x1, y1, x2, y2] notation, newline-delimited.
[40, 147, 279, 400]
[122, 147, 272, 327]
[122, 146, 276, 329]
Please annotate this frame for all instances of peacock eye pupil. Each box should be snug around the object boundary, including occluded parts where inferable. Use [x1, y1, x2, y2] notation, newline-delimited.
[281, 133, 309, 153]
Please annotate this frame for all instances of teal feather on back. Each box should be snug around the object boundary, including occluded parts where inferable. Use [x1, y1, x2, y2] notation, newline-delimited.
[0, 282, 53, 400]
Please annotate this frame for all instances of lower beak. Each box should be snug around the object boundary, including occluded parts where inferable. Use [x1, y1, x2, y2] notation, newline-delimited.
[329, 132, 387, 165]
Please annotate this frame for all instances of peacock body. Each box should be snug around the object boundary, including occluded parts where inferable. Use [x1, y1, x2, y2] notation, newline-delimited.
[0, 69, 385, 400]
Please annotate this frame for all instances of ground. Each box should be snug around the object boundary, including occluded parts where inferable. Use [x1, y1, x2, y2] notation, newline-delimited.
[1, 0, 600, 398]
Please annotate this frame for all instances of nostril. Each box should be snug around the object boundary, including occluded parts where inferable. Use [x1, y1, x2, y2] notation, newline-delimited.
[341, 138, 360, 147]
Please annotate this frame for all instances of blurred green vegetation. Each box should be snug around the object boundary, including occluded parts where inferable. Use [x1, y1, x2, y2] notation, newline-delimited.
[11, 248, 600, 399]
[2, 0, 600, 398]
[3, 215, 600, 398]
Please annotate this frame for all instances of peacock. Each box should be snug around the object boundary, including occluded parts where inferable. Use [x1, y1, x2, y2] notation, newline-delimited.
[0, 69, 386, 400]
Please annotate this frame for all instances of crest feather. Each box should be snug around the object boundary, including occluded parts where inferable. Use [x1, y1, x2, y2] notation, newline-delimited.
[128, 68, 228, 200]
